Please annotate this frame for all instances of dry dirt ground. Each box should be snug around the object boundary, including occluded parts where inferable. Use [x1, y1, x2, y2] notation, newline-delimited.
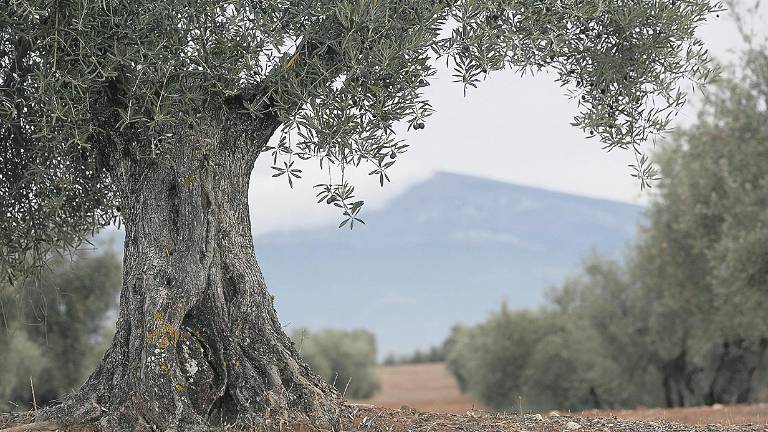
[2, 404, 767, 432]
[357, 362, 768, 427]
[358, 362, 482, 413]
[3, 362, 767, 431]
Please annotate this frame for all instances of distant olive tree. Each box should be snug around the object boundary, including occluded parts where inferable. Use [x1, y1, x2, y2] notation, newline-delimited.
[0, 252, 121, 410]
[292, 328, 380, 399]
[544, 255, 668, 409]
[382, 345, 446, 366]
[0, 329, 49, 412]
[632, 43, 768, 405]
[446, 263, 664, 412]
[445, 304, 557, 410]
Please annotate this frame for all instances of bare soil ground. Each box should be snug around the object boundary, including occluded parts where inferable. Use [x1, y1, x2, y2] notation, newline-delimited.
[3, 363, 766, 431]
[357, 362, 482, 413]
[342, 405, 768, 432]
[358, 362, 768, 427]
[580, 405, 768, 427]
[3, 404, 767, 432]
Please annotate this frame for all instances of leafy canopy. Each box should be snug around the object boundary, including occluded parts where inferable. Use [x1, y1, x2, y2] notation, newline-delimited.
[291, 328, 380, 399]
[637, 44, 768, 340]
[1, 0, 720, 280]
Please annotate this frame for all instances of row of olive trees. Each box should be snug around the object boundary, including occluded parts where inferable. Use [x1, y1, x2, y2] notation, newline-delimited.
[445, 45, 768, 412]
[382, 345, 446, 366]
[0, 252, 121, 411]
[445, 291, 664, 412]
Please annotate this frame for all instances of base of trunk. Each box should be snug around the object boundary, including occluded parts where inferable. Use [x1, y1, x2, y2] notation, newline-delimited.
[41, 307, 341, 431]
[661, 350, 700, 408]
[705, 338, 768, 405]
[38, 250, 341, 431]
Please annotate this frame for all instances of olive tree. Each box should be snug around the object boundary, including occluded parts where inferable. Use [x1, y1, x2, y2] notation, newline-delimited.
[545, 255, 666, 409]
[0, 251, 121, 409]
[0, 0, 720, 429]
[445, 306, 556, 410]
[548, 43, 768, 408]
[637, 44, 768, 404]
[291, 328, 380, 399]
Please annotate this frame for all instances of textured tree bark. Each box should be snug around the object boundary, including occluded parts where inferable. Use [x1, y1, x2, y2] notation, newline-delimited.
[706, 338, 768, 405]
[44, 120, 340, 431]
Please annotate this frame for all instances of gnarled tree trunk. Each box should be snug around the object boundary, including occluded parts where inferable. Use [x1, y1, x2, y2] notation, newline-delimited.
[45, 119, 340, 430]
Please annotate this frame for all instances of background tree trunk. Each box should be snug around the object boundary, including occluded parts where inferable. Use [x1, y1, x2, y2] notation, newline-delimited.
[661, 350, 699, 408]
[706, 338, 768, 405]
[45, 121, 340, 430]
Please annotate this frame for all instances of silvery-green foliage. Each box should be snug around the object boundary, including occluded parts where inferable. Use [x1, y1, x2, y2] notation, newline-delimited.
[541, 44, 768, 407]
[290, 328, 380, 399]
[646, 45, 768, 340]
[1, 0, 721, 280]
[444, 304, 556, 410]
[628, 172, 716, 369]
[542, 255, 667, 409]
[0, 327, 49, 411]
[521, 317, 645, 410]
[0, 251, 121, 407]
[448, 49, 768, 406]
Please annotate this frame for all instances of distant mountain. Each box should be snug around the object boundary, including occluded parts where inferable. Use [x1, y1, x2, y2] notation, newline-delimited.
[255, 172, 643, 357]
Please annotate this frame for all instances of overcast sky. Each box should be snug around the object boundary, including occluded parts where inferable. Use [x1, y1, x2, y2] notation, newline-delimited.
[248, 6, 768, 236]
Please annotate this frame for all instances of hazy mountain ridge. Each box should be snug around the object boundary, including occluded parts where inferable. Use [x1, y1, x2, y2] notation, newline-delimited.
[256, 172, 643, 357]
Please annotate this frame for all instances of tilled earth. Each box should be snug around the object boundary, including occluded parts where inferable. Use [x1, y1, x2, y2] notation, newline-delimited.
[2, 404, 767, 432]
[579, 405, 768, 427]
[360, 363, 768, 426]
[342, 405, 768, 432]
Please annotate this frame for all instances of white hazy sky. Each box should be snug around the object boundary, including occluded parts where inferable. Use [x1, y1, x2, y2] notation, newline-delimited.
[249, 6, 768, 236]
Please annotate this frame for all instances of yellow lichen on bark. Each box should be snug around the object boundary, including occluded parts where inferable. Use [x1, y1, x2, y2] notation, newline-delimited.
[147, 317, 180, 349]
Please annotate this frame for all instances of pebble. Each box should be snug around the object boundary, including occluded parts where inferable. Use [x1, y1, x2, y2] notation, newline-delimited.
[565, 421, 582, 430]
[532, 414, 543, 421]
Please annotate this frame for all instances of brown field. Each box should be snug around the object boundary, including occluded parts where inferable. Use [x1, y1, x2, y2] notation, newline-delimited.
[5, 404, 767, 432]
[356, 362, 483, 413]
[359, 362, 768, 426]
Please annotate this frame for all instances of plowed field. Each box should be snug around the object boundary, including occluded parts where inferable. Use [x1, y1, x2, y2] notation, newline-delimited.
[358, 362, 768, 426]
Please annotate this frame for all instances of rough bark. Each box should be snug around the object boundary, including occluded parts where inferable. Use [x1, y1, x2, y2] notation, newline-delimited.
[42, 118, 340, 431]
[705, 338, 768, 405]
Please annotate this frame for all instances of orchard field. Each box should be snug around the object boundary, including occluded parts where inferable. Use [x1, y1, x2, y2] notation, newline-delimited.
[359, 363, 768, 427]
